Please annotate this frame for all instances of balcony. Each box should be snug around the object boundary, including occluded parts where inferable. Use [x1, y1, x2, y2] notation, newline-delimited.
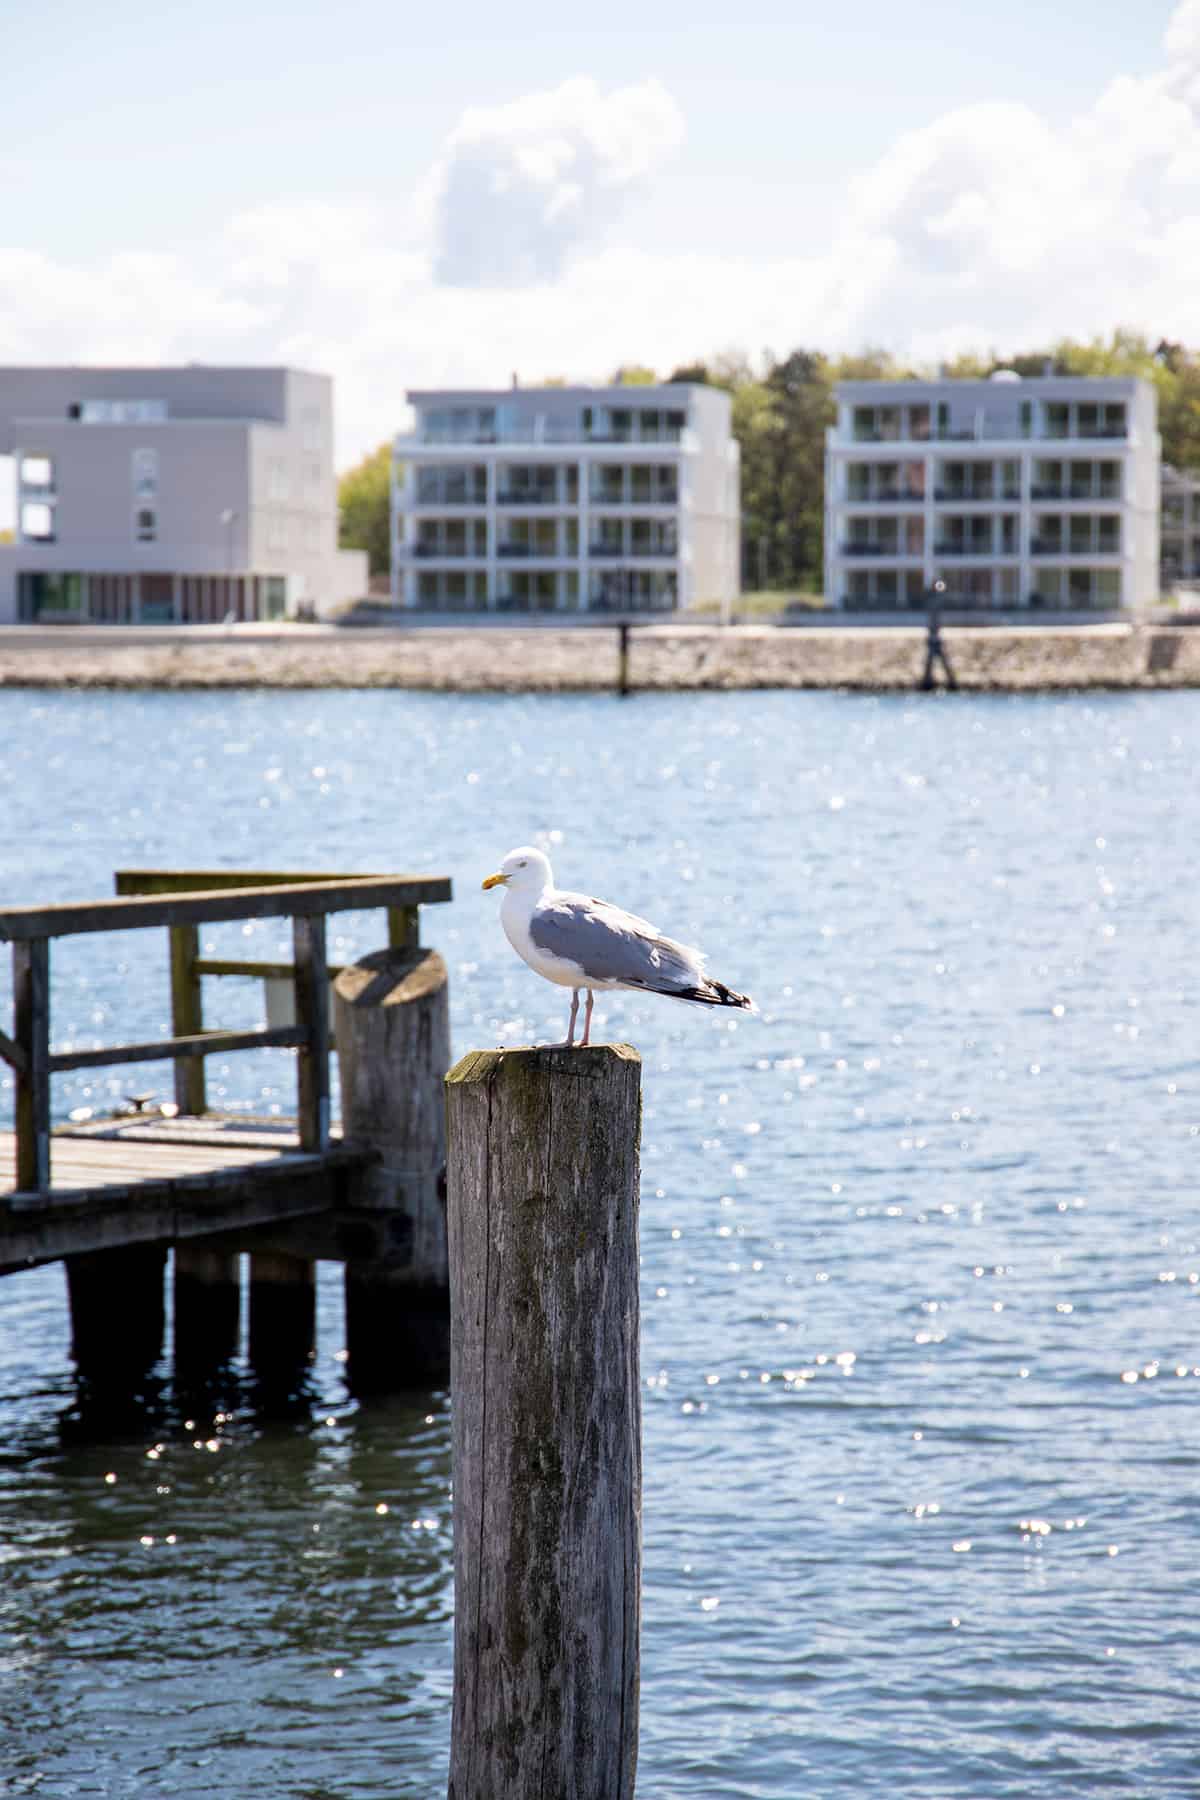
[840, 543, 921, 558]
[846, 491, 925, 505]
[1030, 538, 1121, 557]
[412, 493, 487, 508]
[1031, 484, 1121, 501]
[934, 487, 1020, 503]
[410, 542, 484, 560]
[496, 490, 562, 506]
[496, 543, 564, 559]
[933, 542, 1018, 557]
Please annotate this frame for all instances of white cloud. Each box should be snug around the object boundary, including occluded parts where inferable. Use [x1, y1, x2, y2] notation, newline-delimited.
[3, 23, 1200, 469]
[428, 76, 685, 286]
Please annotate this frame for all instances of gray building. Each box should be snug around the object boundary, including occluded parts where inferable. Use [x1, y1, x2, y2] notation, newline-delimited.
[1161, 464, 1200, 588]
[392, 383, 739, 614]
[0, 366, 367, 624]
[825, 373, 1160, 613]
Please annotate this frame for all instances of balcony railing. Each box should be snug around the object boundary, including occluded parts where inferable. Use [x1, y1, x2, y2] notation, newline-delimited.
[934, 488, 1021, 503]
[1030, 538, 1121, 556]
[1031, 484, 1121, 501]
[411, 543, 485, 559]
[413, 492, 488, 507]
[841, 543, 920, 558]
[496, 491, 562, 506]
[496, 544, 565, 559]
[846, 491, 925, 505]
[933, 542, 1019, 557]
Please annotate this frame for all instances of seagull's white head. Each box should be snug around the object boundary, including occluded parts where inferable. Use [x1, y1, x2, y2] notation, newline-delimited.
[482, 845, 554, 895]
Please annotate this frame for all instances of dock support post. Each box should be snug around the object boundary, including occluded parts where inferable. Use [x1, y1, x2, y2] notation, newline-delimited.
[248, 1251, 316, 1389]
[13, 937, 50, 1192]
[444, 1044, 642, 1800]
[173, 1245, 241, 1374]
[334, 947, 451, 1390]
[66, 1244, 167, 1384]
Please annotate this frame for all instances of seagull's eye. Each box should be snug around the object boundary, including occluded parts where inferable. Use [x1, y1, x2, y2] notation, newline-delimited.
[518, 860, 527, 867]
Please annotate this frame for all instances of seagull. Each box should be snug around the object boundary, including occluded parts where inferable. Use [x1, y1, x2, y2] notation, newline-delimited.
[482, 845, 755, 1046]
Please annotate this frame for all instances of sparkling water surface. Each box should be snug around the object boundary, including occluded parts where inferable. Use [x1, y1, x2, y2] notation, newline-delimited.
[0, 687, 1198, 1799]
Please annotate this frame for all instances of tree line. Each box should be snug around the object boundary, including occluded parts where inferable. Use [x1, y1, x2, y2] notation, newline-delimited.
[339, 333, 1200, 593]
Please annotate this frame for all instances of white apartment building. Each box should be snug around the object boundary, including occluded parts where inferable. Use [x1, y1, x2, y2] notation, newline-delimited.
[824, 374, 1160, 614]
[391, 384, 739, 614]
[1161, 465, 1200, 587]
[0, 366, 367, 625]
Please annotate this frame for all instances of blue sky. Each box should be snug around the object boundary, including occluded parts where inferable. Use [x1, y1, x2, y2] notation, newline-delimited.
[1, 0, 1193, 465]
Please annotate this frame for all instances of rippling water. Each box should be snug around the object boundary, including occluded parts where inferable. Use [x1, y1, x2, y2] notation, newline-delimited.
[1, 686, 1199, 1798]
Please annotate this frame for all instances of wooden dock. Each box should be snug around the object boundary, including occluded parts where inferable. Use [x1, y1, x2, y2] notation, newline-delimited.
[0, 1114, 372, 1274]
[0, 868, 454, 1390]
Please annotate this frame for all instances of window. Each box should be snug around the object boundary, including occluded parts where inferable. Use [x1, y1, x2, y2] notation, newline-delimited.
[135, 507, 157, 543]
[267, 458, 290, 503]
[20, 501, 54, 541]
[132, 448, 158, 498]
[80, 399, 166, 424]
[268, 516, 289, 553]
[20, 455, 54, 490]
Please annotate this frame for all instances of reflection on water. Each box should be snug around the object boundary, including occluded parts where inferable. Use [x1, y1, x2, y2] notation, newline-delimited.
[2, 687, 1200, 1797]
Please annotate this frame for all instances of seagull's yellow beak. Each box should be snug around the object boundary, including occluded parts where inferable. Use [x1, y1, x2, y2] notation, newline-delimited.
[482, 871, 509, 891]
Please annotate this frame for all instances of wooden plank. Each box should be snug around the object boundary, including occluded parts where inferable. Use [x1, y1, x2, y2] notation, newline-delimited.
[49, 1025, 304, 1073]
[0, 876, 453, 943]
[13, 939, 50, 1193]
[194, 958, 349, 980]
[293, 915, 330, 1152]
[169, 923, 206, 1114]
[0, 1163, 352, 1271]
[115, 869, 418, 895]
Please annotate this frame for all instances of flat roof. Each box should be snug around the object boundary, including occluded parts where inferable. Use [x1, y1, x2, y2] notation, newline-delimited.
[406, 384, 700, 403]
[836, 376, 1147, 398]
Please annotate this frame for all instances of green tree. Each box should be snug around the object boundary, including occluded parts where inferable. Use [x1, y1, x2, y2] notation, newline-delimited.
[338, 442, 392, 578]
[610, 364, 658, 386]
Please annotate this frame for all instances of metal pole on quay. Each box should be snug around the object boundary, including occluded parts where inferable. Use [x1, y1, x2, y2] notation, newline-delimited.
[444, 1043, 642, 1800]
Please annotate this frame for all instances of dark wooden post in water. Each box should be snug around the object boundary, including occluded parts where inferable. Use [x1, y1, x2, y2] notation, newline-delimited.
[12, 937, 50, 1192]
[444, 1044, 642, 1800]
[334, 948, 451, 1389]
[174, 1245, 241, 1374]
[66, 1244, 168, 1384]
[248, 1250, 316, 1384]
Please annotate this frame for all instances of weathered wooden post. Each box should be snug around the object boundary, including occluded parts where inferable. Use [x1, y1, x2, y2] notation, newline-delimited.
[173, 1244, 241, 1374]
[444, 1044, 642, 1800]
[334, 947, 451, 1389]
[248, 1250, 316, 1385]
[66, 1244, 168, 1384]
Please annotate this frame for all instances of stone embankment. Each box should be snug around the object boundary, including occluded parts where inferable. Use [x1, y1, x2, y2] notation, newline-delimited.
[0, 623, 1198, 691]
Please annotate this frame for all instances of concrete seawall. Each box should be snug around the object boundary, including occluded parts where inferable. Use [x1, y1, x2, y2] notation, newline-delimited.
[0, 623, 1198, 692]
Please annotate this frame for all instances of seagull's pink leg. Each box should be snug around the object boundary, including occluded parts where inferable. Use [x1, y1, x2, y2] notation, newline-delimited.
[565, 988, 580, 1047]
[580, 989, 594, 1047]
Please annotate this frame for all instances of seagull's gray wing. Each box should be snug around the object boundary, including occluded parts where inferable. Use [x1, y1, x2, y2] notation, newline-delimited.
[528, 890, 707, 995]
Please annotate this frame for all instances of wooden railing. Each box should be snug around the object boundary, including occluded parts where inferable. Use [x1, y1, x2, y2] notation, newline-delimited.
[0, 871, 452, 1194]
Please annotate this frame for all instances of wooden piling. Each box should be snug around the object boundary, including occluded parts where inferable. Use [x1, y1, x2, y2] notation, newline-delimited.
[247, 1251, 316, 1381]
[444, 1044, 642, 1800]
[173, 1244, 240, 1372]
[334, 947, 451, 1388]
[66, 1244, 167, 1382]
